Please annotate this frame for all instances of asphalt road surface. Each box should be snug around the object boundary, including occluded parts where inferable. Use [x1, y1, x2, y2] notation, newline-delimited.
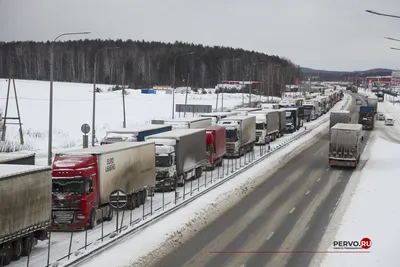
[150, 93, 372, 267]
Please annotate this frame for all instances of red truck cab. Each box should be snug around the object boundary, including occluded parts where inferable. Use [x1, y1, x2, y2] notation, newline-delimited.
[205, 126, 226, 169]
[51, 155, 111, 231]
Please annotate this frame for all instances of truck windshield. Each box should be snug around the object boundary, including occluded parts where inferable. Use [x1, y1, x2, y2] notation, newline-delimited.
[302, 106, 313, 110]
[256, 123, 264, 130]
[52, 178, 86, 195]
[226, 129, 239, 142]
[156, 155, 172, 167]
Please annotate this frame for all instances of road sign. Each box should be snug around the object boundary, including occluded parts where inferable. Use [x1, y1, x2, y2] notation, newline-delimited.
[81, 123, 91, 134]
[109, 190, 127, 209]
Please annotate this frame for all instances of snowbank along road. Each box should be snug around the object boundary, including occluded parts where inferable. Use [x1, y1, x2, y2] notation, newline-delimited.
[145, 92, 372, 267]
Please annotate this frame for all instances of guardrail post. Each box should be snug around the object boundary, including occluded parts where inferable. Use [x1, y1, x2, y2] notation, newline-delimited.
[47, 231, 52, 266]
[150, 192, 153, 216]
[205, 170, 208, 188]
[183, 182, 186, 200]
[162, 181, 165, 211]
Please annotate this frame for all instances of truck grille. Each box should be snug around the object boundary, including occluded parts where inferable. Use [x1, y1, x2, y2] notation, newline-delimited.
[156, 172, 169, 180]
[256, 132, 262, 137]
[53, 211, 74, 224]
[53, 199, 81, 210]
[226, 144, 235, 153]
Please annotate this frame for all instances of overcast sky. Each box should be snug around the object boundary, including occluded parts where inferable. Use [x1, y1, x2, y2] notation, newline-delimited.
[1, 0, 400, 71]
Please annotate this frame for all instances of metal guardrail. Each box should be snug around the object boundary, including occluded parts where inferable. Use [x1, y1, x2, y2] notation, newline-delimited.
[62, 95, 351, 267]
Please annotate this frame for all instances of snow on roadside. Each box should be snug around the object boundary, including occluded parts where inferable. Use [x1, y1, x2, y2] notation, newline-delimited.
[314, 136, 400, 267]
[81, 95, 351, 267]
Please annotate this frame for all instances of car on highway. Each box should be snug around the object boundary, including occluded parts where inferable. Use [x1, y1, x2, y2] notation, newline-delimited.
[385, 117, 395, 126]
[377, 113, 385, 121]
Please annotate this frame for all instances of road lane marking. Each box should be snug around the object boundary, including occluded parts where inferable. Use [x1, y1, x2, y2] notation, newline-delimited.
[266, 232, 274, 240]
[289, 207, 296, 214]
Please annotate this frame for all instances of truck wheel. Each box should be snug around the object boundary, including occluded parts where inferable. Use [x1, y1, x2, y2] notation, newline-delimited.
[177, 175, 185, 187]
[141, 190, 147, 204]
[88, 210, 97, 230]
[195, 167, 202, 178]
[2, 242, 13, 265]
[12, 239, 22, 260]
[135, 193, 140, 208]
[21, 236, 33, 256]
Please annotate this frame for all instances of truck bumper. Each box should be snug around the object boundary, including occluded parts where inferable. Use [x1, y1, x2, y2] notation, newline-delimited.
[329, 158, 357, 167]
[155, 178, 175, 191]
[50, 210, 86, 231]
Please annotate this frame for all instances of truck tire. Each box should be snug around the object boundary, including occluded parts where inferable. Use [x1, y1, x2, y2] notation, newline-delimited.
[195, 167, 202, 178]
[12, 239, 23, 260]
[177, 175, 185, 187]
[1, 242, 13, 265]
[88, 210, 97, 230]
[134, 193, 140, 208]
[21, 236, 33, 256]
[140, 190, 147, 204]
[126, 195, 136, 210]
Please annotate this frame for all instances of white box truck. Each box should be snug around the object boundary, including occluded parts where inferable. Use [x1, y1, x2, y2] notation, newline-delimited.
[162, 117, 212, 129]
[218, 115, 256, 157]
[1, 165, 52, 265]
[249, 110, 279, 145]
[232, 107, 262, 116]
[145, 129, 207, 190]
[199, 111, 238, 125]
[329, 123, 363, 168]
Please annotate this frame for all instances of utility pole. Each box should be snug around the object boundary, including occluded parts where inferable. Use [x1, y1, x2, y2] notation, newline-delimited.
[172, 52, 194, 119]
[48, 31, 90, 166]
[92, 46, 120, 146]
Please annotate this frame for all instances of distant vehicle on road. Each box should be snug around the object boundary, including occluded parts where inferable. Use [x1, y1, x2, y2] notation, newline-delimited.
[385, 117, 395, 126]
[377, 113, 385, 121]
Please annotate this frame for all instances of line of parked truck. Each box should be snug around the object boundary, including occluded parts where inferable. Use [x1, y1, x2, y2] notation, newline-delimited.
[0, 89, 344, 265]
[328, 92, 377, 168]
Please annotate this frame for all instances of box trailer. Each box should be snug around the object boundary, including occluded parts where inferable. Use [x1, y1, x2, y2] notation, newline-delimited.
[162, 117, 212, 129]
[358, 106, 375, 130]
[249, 110, 279, 145]
[205, 126, 226, 170]
[330, 110, 351, 128]
[277, 109, 286, 137]
[0, 165, 52, 265]
[367, 95, 378, 113]
[145, 129, 207, 190]
[329, 123, 363, 168]
[232, 107, 262, 116]
[100, 124, 172, 145]
[218, 115, 256, 157]
[199, 111, 238, 125]
[51, 141, 156, 230]
[0, 152, 35, 165]
[284, 107, 303, 132]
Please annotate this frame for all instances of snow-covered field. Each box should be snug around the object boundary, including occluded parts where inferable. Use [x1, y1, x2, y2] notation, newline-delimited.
[77, 92, 351, 267]
[0, 79, 268, 157]
[311, 99, 400, 267]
